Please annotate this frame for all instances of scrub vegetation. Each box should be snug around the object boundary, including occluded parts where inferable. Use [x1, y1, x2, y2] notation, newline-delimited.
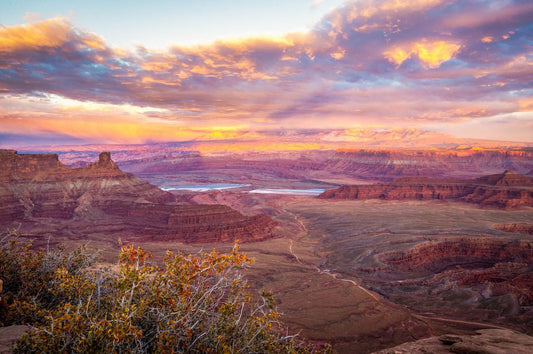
[0, 231, 329, 353]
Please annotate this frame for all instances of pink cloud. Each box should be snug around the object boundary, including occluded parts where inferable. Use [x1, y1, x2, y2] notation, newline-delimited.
[0, 0, 532, 144]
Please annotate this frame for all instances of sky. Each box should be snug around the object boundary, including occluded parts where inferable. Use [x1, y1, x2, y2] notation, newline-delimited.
[0, 0, 532, 147]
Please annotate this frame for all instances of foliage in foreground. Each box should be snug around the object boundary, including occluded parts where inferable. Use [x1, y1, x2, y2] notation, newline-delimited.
[0, 231, 329, 353]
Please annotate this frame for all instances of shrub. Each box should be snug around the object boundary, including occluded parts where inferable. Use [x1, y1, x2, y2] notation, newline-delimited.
[0, 229, 97, 326]
[0, 232, 330, 353]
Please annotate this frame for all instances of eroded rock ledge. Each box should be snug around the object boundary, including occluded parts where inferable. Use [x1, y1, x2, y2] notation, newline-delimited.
[0, 150, 277, 243]
[373, 329, 533, 354]
[377, 239, 533, 274]
[319, 170, 533, 209]
[494, 223, 533, 234]
[355, 238, 533, 328]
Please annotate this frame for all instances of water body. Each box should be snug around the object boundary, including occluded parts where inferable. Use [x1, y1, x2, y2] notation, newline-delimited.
[161, 184, 249, 192]
[248, 188, 325, 196]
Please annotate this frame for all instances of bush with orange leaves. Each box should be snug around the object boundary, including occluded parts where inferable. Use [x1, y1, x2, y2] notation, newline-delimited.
[0, 232, 330, 353]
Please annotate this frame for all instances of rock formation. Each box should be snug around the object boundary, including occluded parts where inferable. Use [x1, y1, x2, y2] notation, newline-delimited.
[494, 223, 533, 234]
[112, 148, 533, 185]
[326, 149, 533, 180]
[354, 238, 533, 330]
[373, 329, 533, 354]
[377, 239, 533, 275]
[0, 150, 276, 243]
[319, 171, 533, 209]
[0, 325, 29, 354]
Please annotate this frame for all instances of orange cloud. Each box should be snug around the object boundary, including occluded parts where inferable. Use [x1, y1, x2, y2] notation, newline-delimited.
[380, 0, 444, 12]
[330, 49, 345, 60]
[1, 0, 532, 145]
[384, 40, 461, 68]
[0, 111, 199, 143]
[347, 0, 444, 21]
[0, 18, 71, 51]
[0, 17, 106, 53]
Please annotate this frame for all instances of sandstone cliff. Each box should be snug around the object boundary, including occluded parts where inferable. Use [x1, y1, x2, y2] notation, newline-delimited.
[0, 150, 276, 243]
[372, 329, 533, 354]
[326, 149, 533, 180]
[356, 237, 533, 329]
[319, 171, 533, 209]
[494, 223, 533, 234]
[114, 148, 533, 185]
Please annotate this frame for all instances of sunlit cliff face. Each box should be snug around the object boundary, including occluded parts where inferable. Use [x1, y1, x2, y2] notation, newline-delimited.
[1, 0, 532, 147]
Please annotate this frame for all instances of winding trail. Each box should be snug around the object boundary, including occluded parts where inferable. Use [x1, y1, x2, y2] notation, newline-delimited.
[288, 239, 302, 264]
[280, 206, 308, 236]
[316, 268, 382, 302]
[282, 204, 382, 302]
[412, 314, 510, 331]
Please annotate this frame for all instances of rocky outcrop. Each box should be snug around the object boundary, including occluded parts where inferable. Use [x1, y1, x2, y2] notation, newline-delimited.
[319, 171, 533, 209]
[327, 149, 533, 180]
[373, 329, 533, 354]
[167, 205, 276, 243]
[476, 170, 533, 187]
[359, 238, 533, 324]
[0, 325, 29, 354]
[378, 239, 533, 274]
[494, 223, 533, 234]
[0, 150, 276, 243]
[113, 148, 533, 185]
[0, 150, 173, 221]
[118, 203, 277, 243]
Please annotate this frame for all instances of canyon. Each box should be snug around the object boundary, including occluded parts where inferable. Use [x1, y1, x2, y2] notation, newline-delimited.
[18, 145, 533, 191]
[326, 148, 533, 180]
[319, 170, 533, 209]
[42, 146, 533, 184]
[1, 147, 532, 353]
[0, 150, 276, 244]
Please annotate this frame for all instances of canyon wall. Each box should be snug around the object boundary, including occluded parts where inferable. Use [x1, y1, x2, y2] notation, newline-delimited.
[0, 150, 276, 243]
[319, 171, 533, 209]
[326, 149, 533, 180]
[112, 148, 533, 187]
[354, 238, 533, 326]
[494, 223, 533, 235]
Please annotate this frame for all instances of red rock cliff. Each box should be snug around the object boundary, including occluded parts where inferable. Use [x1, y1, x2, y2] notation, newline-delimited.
[327, 149, 533, 180]
[0, 150, 276, 243]
[319, 171, 533, 209]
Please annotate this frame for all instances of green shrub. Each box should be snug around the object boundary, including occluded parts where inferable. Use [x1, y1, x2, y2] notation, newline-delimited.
[0, 232, 330, 353]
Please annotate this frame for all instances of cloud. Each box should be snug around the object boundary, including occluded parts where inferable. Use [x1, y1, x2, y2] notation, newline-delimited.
[0, 0, 532, 144]
[383, 40, 462, 68]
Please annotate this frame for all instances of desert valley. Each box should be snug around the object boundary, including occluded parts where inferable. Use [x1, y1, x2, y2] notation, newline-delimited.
[1, 145, 532, 353]
[2, 0, 533, 352]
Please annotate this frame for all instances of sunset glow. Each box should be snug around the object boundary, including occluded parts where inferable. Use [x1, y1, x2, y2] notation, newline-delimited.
[1, 0, 532, 148]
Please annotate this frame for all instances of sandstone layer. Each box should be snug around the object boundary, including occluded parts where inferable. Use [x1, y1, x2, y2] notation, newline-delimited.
[99, 148, 533, 190]
[319, 171, 533, 209]
[352, 237, 533, 331]
[373, 239, 533, 307]
[0, 150, 276, 243]
[373, 329, 533, 354]
[328, 149, 533, 180]
[54, 147, 533, 182]
[494, 223, 533, 234]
